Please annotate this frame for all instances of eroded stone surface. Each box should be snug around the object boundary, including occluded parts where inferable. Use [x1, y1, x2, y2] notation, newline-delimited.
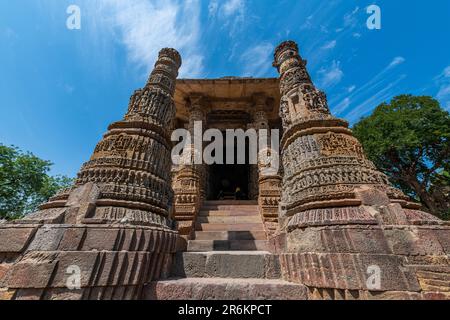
[145, 278, 308, 300]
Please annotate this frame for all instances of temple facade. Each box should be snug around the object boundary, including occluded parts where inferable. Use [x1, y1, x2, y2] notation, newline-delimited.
[0, 41, 449, 300]
[171, 77, 283, 239]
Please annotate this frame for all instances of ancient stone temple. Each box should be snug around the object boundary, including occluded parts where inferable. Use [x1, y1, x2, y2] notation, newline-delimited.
[0, 41, 449, 300]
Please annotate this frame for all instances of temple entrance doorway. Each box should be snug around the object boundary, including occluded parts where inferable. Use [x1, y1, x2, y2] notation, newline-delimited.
[208, 163, 249, 200]
[206, 132, 251, 200]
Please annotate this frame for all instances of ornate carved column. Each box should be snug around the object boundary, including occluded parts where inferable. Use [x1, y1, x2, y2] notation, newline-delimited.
[72, 49, 181, 226]
[273, 41, 413, 225]
[172, 94, 208, 241]
[248, 94, 282, 237]
[248, 94, 267, 201]
[272, 41, 449, 298]
[0, 48, 182, 299]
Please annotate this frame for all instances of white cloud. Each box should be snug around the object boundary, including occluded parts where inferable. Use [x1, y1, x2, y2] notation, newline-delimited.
[320, 25, 329, 33]
[210, 0, 246, 38]
[347, 75, 407, 122]
[387, 56, 406, 69]
[343, 6, 360, 28]
[335, 97, 351, 111]
[437, 85, 450, 100]
[321, 40, 337, 50]
[222, 0, 244, 17]
[99, 0, 204, 78]
[317, 60, 344, 88]
[240, 43, 274, 77]
[332, 58, 410, 115]
[444, 66, 450, 77]
[208, 0, 219, 17]
[300, 15, 314, 30]
[436, 65, 450, 109]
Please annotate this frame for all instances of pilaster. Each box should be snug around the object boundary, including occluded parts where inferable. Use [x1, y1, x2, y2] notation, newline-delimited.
[172, 94, 210, 242]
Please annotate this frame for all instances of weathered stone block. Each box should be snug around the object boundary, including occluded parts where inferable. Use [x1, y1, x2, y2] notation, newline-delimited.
[433, 228, 450, 254]
[58, 227, 86, 251]
[206, 252, 264, 278]
[172, 252, 207, 278]
[27, 226, 66, 251]
[378, 203, 409, 225]
[2, 260, 57, 289]
[280, 253, 421, 292]
[268, 233, 287, 253]
[144, 278, 308, 300]
[66, 183, 100, 208]
[12, 288, 43, 300]
[0, 227, 37, 253]
[355, 186, 391, 206]
[287, 226, 392, 254]
[323, 226, 392, 254]
[19, 208, 66, 224]
[82, 228, 119, 251]
[47, 251, 99, 288]
[0, 263, 11, 280]
[287, 228, 325, 252]
[384, 227, 445, 256]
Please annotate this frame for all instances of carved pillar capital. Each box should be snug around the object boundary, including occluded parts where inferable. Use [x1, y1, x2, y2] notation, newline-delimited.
[186, 94, 211, 129]
[250, 93, 272, 130]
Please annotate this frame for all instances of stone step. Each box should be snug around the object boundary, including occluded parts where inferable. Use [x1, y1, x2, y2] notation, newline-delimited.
[144, 278, 308, 300]
[201, 206, 259, 212]
[187, 240, 269, 252]
[195, 231, 267, 240]
[412, 265, 450, 292]
[196, 223, 265, 231]
[199, 210, 260, 217]
[204, 200, 258, 206]
[197, 215, 262, 224]
[172, 251, 281, 279]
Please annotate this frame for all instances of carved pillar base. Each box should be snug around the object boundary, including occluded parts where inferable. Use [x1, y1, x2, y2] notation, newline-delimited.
[172, 166, 202, 242]
[258, 176, 282, 237]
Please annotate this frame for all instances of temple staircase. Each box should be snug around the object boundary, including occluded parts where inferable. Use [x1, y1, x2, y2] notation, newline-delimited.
[188, 200, 268, 251]
[145, 200, 308, 300]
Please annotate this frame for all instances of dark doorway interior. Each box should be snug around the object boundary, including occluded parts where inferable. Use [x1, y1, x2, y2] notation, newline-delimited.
[207, 132, 250, 200]
[209, 164, 249, 200]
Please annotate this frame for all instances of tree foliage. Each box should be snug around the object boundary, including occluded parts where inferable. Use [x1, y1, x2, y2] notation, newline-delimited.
[353, 95, 450, 218]
[0, 144, 74, 220]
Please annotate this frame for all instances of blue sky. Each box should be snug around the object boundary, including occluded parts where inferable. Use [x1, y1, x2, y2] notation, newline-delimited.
[1, 0, 449, 178]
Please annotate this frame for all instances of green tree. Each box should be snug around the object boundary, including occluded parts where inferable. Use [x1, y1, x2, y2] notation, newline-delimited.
[353, 95, 450, 218]
[0, 144, 74, 220]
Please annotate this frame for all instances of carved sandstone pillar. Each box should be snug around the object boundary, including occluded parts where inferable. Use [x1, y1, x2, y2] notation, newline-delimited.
[248, 94, 281, 236]
[272, 41, 414, 226]
[0, 48, 182, 300]
[172, 95, 208, 240]
[271, 41, 450, 297]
